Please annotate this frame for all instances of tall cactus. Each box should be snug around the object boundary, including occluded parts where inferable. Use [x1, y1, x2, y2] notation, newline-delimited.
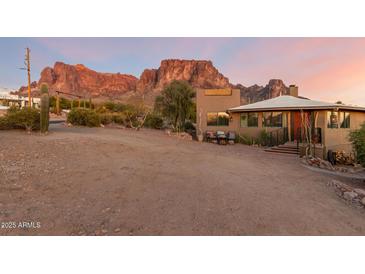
[40, 83, 50, 133]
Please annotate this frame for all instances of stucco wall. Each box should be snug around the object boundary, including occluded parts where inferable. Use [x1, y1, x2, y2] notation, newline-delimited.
[196, 88, 240, 134]
[323, 111, 365, 153]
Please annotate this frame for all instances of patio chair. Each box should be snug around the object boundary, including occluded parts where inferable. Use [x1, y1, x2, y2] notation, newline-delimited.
[205, 131, 217, 143]
[226, 131, 236, 145]
[216, 130, 227, 145]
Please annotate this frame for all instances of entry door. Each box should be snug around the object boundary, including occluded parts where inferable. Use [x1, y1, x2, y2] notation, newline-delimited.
[291, 112, 302, 141]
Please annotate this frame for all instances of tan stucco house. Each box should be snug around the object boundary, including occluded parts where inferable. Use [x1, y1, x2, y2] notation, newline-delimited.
[196, 87, 365, 158]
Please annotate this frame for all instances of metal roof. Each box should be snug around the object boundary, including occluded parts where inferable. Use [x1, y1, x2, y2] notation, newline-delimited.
[228, 95, 365, 112]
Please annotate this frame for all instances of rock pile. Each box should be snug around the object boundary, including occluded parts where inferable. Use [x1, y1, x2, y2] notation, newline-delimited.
[335, 150, 355, 165]
[328, 180, 365, 208]
[302, 156, 335, 171]
[301, 156, 363, 174]
[164, 130, 193, 141]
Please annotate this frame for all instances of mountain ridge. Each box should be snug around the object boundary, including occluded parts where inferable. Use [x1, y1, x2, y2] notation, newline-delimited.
[17, 59, 291, 105]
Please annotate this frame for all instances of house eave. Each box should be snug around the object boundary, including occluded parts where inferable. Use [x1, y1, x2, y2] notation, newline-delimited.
[227, 106, 365, 113]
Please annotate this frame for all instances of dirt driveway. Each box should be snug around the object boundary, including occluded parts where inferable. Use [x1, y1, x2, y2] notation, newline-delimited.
[1, 125, 365, 235]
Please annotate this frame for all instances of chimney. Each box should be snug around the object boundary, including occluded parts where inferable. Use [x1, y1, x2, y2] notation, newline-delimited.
[289, 85, 298, 97]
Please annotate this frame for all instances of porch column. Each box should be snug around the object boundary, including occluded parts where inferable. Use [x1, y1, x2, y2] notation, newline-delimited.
[287, 112, 291, 142]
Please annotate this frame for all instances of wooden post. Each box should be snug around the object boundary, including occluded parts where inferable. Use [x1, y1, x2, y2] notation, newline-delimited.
[287, 112, 292, 142]
[78, 99, 81, 108]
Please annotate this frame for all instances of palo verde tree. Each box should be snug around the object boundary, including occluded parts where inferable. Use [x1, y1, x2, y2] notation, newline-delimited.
[154, 80, 195, 132]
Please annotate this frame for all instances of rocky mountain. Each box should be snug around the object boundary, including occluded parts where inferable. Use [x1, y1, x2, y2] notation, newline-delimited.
[17, 59, 291, 105]
[237, 79, 290, 105]
[25, 62, 138, 100]
[136, 59, 230, 93]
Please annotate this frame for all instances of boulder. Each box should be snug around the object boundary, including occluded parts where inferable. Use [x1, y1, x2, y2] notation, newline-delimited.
[343, 191, 358, 201]
[354, 188, 365, 197]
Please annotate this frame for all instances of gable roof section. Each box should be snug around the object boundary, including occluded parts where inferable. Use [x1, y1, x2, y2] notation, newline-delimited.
[228, 95, 365, 112]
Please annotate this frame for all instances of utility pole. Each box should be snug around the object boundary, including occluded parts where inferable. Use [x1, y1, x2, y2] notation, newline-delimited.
[26, 48, 32, 108]
[19, 47, 32, 108]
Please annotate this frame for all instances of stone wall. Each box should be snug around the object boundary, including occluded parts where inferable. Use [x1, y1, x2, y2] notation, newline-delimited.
[328, 180, 365, 208]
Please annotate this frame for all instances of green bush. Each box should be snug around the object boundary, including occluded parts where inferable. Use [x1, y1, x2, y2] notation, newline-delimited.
[183, 121, 195, 131]
[349, 123, 365, 167]
[0, 108, 40, 131]
[112, 113, 127, 125]
[0, 116, 10, 130]
[257, 129, 270, 146]
[237, 133, 256, 145]
[67, 108, 100, 127]
[99, 113, 114, 125]
[103, 101, 129, 112]
[144, 113, 164, 129]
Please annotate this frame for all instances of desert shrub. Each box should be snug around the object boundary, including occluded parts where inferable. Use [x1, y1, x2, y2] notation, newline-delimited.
[7, 105, 20, 113]
[67, 108, 100, 127]
[103, 101, 129, 112]
[349, 123, 365, 167]
[257, 129, 270, 146]
[183, 121, 195, 131]
[99, 113, 114, 125]
[112, 113, 127, 125]
[237, 133, 256, 145]
[144, 113, 164, 129]
[1, 107, 40, 131]
[0, 116, 10, 130]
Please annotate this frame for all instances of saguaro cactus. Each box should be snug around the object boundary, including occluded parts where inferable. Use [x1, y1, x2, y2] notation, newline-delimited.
[40, 83, 50, 133]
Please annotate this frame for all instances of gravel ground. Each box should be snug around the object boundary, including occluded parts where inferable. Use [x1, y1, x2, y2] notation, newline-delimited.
[1, 125, 365, 235]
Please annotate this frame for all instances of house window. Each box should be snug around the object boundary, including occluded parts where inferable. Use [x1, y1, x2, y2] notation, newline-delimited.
[207, 112, 229, 126]
[340, 112, 350, 128]
[262, 112, 283, 128]
[207, 112, 218, 126]
[240, 113, 258, 127]
[327, 111, 350, 128]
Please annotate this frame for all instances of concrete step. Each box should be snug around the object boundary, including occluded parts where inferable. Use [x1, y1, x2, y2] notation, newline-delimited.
[264, 149, 299, 155]
[277, 146, 298, 150]
[264, 144, 299, 155]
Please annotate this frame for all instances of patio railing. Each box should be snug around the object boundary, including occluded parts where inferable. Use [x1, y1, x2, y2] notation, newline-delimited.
[267, 127, 289, 147]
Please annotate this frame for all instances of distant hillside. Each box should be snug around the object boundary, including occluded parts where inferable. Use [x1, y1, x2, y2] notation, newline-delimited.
[17, 59, 293, 105]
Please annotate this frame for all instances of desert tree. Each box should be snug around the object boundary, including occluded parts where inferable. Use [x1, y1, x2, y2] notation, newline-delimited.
[154, 80, 195, 132]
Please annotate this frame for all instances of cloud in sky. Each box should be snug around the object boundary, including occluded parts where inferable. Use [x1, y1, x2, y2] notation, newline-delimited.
[0, 37, 364, 105]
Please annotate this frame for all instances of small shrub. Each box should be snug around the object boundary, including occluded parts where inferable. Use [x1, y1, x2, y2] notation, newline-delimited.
[0, 116, 10, 130]
[103, 101, 128, 112]
[67, 108, 100, 127]
[257, 129, 270, 146]
[99, 113, 113, 125]
[236, 133, 257, 145]
[183, 121, 195, 131]
[144, 113, 164, 129]
[349, 123, 365, 167]
[112, 113, 127, 125]
[2, 108, 40, 131]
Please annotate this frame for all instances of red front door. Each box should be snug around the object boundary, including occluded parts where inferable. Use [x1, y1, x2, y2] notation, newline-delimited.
[293, 112, 301, 141]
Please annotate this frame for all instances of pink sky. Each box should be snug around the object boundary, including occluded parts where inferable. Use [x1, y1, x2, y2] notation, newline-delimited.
[221, 38, 365, 105]
[1, 38, 365, 105]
